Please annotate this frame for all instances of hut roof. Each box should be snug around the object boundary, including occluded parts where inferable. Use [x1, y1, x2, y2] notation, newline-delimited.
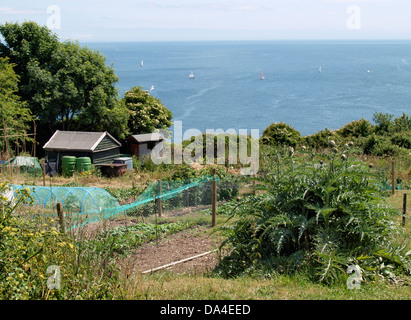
[129, 132, 164, 143]
[43, 130, 121, 152]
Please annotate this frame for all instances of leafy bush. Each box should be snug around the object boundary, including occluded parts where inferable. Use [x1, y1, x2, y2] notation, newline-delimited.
[261, 122, 303, 148]
[393, 113, 411, 132]
[181, 132, 255, 165]
[337, 118, 374, 138]
[169, 164, 199, 181]
[218, 177, 240, 201]
[373, 112, 395, 135]
[105, 184, 144, 203]
[372, 112, 411, 135]
[0, 182, 123, 299]
[362, 134, 406, 156]
[304, 128, 340, 150]
[391, 132, 411, 149]
[0, 184, 71, 299]
[215, 154, 410, 284]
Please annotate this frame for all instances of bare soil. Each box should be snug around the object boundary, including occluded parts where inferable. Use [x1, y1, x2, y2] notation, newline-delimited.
[121, 226, 221, 276]
[78, 206, 223, 276]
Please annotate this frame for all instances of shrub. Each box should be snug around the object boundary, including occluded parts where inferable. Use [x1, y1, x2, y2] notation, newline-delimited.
[261, 122, 303, 148]
[393, 113, 411, 132]
[363, 134, 406, 156]
[373, 112, 394, 135]
[215, 154, 410, 284]
[169, 164, 199, 181]
[337, 118, 374, 138]
[181, 132, 254, 165]
[391, 132, 411, 149]
[0, 182, 122, 299]
[217, 176, 240, 201]
[0, 183, 76, 299]
[303, 128, 341, 150]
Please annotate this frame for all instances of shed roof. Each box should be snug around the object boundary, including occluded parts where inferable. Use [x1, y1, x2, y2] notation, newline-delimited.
[129, 132, 164, 143]
[43, 130, 121, 152]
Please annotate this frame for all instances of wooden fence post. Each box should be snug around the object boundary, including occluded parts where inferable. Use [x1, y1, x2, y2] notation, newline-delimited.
[56, 202, 65, 233]
[153, 195, 159, 246]
[158, 180, 162, 217]
[403, 193, 407, 226]
[391, 159, 395, 195]
[211, 168, 217, 227]
[195, 184, 198, 208]
[187, 179, 190, 206]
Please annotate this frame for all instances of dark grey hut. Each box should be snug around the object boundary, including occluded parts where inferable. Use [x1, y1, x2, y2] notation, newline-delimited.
[43, 130, 121, 175]
[127, 132, 164, 159]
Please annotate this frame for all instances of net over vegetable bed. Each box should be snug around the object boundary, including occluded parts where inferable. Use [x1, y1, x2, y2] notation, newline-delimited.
[12, 174, 235, 230]
[12, 185, 119, 213]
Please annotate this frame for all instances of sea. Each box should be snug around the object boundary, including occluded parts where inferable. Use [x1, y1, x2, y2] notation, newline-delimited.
[85, 40, 411, 142]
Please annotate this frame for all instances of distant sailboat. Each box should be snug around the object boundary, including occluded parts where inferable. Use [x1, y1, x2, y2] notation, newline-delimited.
[319, 66, 322, 73]
[140, 60, 143, 67]
[189, 71, 195, 79]
[261, 70, 265, 80]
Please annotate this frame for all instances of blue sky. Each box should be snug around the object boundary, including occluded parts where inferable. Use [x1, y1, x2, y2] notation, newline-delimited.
[1, 0, 411, 42]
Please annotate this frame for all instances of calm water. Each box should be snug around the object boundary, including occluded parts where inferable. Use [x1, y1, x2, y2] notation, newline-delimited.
[86, 40, 411, 140]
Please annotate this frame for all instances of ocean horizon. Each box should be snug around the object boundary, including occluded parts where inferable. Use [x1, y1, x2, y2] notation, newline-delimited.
[85, 40, 411, 142]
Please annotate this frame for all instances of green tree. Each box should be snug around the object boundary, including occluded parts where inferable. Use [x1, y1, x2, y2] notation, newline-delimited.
[0, 21, 129, 141]
[124, 86, 173, 134]
[27, 40, 129, 139]
[0, 21, 59, 103]
[0, 57, 34, 155]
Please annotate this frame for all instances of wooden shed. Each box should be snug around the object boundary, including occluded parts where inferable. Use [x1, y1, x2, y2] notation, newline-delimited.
[127, 132, 164, 159]
[43, 130, 121, 175]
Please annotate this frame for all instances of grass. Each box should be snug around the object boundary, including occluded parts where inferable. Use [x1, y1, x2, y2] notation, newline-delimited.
[122, 269, 411, 300]
[386, 190, 410, 223]
[386, 189, 411, 252]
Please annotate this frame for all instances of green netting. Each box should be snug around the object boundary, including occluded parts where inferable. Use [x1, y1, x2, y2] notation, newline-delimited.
[377, 181, 409, 191]
[12, 185, 119, 213]
[12, 175, 226, 231]
[68, 175, 219, 229]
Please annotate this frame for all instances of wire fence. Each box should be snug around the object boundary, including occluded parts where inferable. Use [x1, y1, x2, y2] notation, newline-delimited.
[11, 174, 245, 232]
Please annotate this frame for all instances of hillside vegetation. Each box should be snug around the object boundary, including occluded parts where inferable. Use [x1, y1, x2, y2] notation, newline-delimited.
[1, 112, 410, 299]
